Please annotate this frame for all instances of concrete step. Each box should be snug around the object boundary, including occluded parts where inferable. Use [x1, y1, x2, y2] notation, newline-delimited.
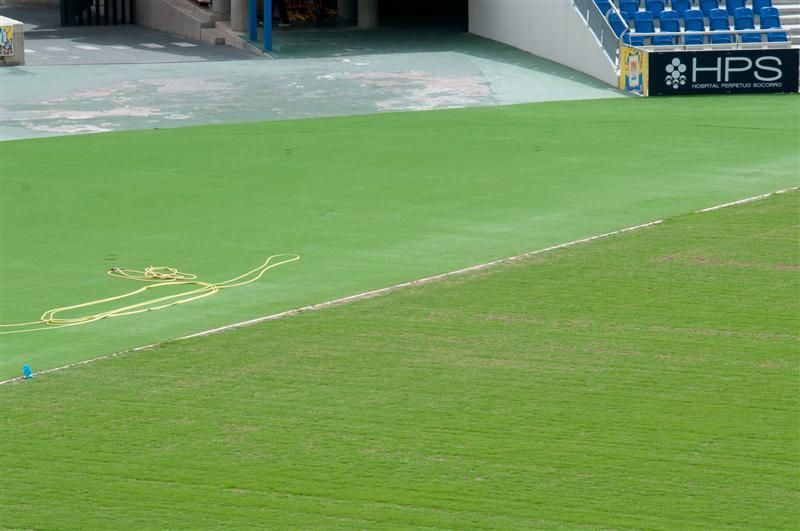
[138, 0, 226, 43]
[777, 5, 800, 15]
[200, 27, 226, 45]
[213, 21, 269, 56]
[170, 0, 223, 25]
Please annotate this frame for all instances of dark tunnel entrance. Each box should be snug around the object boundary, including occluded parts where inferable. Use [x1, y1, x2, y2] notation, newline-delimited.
[378, 0, 468, 30]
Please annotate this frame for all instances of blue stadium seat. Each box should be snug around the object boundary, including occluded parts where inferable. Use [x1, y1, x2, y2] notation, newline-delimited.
[653, 10, 680, 44]
[628, 11, 655, 44]
[634, 10, 656, 31]
[760, 7, 788, 41]
[709, 8, 729, 21]
[760, 5, 780, 21]
[670, 0, 692, 17]
[725, 0, 745, 16]
[646, 0, 666, 17]
[734, 7, 762, 42]
[709, 8, 733, 43]
[752, 0, 772, 18]
[620, 0, 640, 22]
[608, 12, 628, 37]
[766, 30, 788, 42]
[595, 0, 613, 15]
[699, 0, 719, 16]
[624, 33, 646, 46]
[684, 9, 707, 43]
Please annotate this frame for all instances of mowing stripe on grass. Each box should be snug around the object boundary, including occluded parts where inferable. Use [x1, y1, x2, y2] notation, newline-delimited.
[3, 95, 798, 379]
[2, 185, 795, 386]
[2, 187, 797, 529]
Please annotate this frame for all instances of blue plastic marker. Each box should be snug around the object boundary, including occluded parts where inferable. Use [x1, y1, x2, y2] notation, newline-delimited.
[22, 364, 33, 379]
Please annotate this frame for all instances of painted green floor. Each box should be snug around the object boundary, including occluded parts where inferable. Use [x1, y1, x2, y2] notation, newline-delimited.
[1, 94, 798, 379]
[1, 190, 796, 529]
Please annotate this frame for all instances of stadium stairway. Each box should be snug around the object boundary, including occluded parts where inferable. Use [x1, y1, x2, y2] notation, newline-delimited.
[773, 0, 800, 45]
[136, 0, 226, 45]
[135, 0, 266, 50]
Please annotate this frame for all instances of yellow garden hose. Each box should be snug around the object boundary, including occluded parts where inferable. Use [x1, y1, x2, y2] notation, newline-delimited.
[0, 254, 300, 335]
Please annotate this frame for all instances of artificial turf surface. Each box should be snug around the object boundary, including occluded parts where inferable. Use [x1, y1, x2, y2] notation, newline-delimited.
[1, 94, 798, 379]
[1, 189, 798, 529]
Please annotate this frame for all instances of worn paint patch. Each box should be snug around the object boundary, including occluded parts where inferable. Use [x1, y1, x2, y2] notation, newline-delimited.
[25, 124, 114, 134]
[342, 71, 491, 111]
[2, 51, 621, 141]
[47, 107, 162, 120]
[145, 78, 235, 95]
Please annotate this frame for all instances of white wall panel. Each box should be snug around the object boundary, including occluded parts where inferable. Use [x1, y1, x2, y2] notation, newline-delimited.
[469, 0, 618, 86]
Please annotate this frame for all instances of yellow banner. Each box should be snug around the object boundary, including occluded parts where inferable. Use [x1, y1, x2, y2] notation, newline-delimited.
[619, 45, 649, 96]
[0, 26, 13, 57]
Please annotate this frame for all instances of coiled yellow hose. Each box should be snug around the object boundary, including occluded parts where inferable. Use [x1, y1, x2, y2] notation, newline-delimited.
[0, 254, 300, 335]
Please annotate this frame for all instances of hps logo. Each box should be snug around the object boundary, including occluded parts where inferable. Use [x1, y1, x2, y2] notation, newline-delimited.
[665, 54, 784, 88]
[691, 55, 783, 82]
[665, 58, 687, 89]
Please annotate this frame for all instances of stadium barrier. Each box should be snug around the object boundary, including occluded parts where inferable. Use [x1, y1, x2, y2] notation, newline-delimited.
[619, 42, 799, 95]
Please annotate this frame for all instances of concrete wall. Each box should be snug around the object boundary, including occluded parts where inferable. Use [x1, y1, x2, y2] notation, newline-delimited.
[358, 0, 378, 28]
[469, 0, 617, 86]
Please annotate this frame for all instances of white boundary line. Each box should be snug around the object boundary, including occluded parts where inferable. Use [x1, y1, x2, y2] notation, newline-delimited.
[696, 186, 799, 213]
[2, 186, 797, 386]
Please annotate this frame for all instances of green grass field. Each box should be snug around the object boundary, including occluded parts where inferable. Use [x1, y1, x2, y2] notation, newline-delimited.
[1, 187, 798, 528]
[1, 92, 799, 528]
[1, 94, 798, 379]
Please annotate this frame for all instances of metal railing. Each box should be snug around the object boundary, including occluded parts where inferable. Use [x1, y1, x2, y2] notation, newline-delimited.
[624, 28, 792, 49]
[573, 0, 629, 67]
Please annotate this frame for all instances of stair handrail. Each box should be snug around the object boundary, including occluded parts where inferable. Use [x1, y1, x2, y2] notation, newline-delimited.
[573, 0, 629, 69]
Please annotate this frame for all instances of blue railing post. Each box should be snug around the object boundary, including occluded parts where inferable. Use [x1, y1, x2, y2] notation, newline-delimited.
[249, 0, 258, 41]
[264, 0, 273, 51]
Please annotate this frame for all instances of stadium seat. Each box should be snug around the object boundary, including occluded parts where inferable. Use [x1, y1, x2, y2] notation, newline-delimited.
[646, 0, 666, 17]
[699, 0, 719, 16]
[620, 0, 640, 22]
[766, 30, 788, 42]
[725, 0, 745, 16]
[684, 9, 707, 43]
[760, 7, 788, 41]
[634, 10, 656, 29]
[709, 8, 733, 42]
[608, 12, 628, 37]
[709, 8, 729, 21]
[630, 11, 655, 44]
[595, 0, 613, 15]
[752, 0, 772, 18]
[653, 10, 680, 44]
[734, 7, 762, 42]
[670, 0, 692, 17]
[624, 33, 646, 46]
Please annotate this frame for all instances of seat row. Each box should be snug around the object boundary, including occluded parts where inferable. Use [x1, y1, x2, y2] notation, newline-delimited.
[606, 6, 788, 44]
[595, 0, 776, 21]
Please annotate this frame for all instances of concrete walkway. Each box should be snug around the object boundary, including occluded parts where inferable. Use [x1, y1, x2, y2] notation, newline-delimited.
[0, 11, 624, 141]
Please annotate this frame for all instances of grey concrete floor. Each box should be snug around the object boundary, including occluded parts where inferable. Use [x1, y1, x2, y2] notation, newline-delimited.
[0, 8, 624, 141]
